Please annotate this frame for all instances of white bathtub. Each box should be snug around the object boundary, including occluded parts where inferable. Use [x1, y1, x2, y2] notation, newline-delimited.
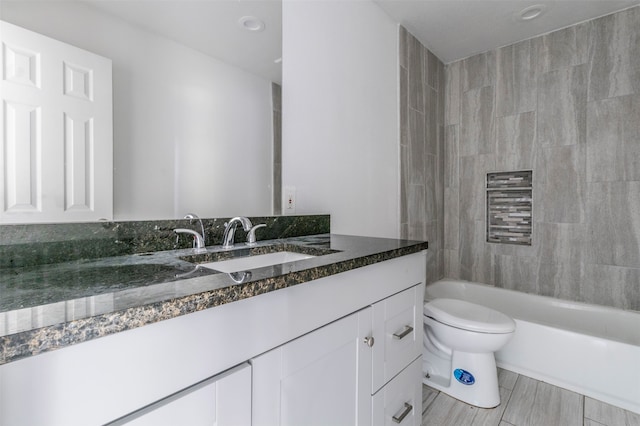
[425, 279, 640, 415]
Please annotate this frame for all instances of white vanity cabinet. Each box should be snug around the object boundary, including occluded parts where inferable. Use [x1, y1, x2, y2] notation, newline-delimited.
[0, 251, 426, 426]
[252, 308, 373, 426]
[371, 284, 424, 426]
[252, 283, 424, 426]
[113, 363, 251, 426]
[372, 358, 423, 426]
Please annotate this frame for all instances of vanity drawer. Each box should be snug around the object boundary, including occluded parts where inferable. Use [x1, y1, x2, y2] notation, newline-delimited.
[371, 283, 423, 392]
[372, 356, 422, 426]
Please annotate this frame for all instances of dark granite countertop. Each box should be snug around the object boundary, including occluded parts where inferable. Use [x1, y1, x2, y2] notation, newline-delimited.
[0, 234, 427, 365]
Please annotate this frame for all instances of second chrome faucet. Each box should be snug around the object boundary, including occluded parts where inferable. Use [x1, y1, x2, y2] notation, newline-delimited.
[221, 217, 253, 249]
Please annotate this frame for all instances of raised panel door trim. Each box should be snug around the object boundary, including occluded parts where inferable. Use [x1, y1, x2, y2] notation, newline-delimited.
[63, 113, 93, 211]
[63, 61, 93, 101]
[2, 100, 41, 213]
[2, 41, 41, 88]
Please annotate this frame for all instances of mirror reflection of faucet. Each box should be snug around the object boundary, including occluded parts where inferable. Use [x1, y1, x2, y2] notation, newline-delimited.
[175, 264, 202, 279]
[174, 213, 207, 252]
[184, 213, 206, 246]
[221, 217, 253, 249]
[174, 228, 206, 252]
[228, 271, 252, 283]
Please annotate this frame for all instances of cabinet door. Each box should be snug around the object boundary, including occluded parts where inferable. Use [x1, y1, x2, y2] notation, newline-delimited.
[0, 20, 113, 223]
[112, 363, 251, 426]
[372, 357, 422, 426]
[372, 284, 423, 392]
[252, 307, 373, 426]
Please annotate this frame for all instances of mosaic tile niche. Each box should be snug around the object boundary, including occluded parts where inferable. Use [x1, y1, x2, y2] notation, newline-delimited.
[486, 171, 532, 245]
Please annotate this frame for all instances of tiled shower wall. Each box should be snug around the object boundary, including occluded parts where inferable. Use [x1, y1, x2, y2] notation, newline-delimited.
[444, 6, 640, 311]
[399, 27, 445, 285]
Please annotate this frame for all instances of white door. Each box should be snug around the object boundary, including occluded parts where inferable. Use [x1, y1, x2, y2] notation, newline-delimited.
[252, 307, 373, 426]
[0, 20, 112, 223]
[115, 363, 251, 426]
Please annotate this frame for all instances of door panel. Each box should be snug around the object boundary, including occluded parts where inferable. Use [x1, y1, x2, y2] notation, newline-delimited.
[116, 363, 251, 426]
[0, 19, 112, 223]
[253, 307, 373, 426]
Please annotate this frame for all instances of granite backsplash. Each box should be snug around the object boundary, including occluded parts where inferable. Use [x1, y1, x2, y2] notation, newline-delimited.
[0, 215, 330, 269]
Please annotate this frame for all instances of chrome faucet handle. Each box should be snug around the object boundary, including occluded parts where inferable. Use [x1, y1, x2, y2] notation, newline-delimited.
[246, 224, 267, 246]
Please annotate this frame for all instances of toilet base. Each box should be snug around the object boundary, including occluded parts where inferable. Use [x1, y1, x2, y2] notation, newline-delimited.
[422, 350, 501, 408]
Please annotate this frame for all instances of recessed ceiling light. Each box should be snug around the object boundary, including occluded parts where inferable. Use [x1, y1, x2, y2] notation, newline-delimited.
[516, 4, 547, 21]
[238, 16, 265, 32]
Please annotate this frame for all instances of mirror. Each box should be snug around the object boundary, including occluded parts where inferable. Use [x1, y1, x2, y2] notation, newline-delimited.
[0, 0, 282, 221]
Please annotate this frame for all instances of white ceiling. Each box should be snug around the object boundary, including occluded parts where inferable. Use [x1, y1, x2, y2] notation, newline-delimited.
[375, 0, 640, 63]
[82, 0, 640, 82]
[85, 0, 282, 83]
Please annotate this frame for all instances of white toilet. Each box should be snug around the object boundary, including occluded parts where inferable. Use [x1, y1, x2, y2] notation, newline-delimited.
[422, 298, 516, 408]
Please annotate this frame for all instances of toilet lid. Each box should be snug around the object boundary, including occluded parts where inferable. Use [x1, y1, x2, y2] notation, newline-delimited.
[424, 298, 515, 334]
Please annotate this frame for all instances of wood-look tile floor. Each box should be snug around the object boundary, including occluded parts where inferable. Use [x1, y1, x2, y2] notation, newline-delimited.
[421, 369, 640, 426]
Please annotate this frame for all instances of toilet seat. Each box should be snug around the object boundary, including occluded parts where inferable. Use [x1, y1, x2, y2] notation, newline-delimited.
[424, 298, 515, 334]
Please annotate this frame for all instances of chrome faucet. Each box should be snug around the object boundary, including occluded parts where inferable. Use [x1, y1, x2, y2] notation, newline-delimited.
[221, 217, 253, 249]
[174, 228, 206, 250]
[184, 213, 206, 246]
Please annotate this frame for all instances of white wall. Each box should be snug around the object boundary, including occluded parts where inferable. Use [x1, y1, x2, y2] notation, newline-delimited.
[1, 2, 273, 220]
[282, 0, 399, 238]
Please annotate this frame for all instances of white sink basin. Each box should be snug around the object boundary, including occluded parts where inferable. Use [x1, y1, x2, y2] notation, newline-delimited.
[200, 251, 315, 273]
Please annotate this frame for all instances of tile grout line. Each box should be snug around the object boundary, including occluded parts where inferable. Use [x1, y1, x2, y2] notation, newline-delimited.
[499, 372, 521, 425]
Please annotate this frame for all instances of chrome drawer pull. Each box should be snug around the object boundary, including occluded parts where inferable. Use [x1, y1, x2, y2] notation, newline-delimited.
[392, 402, 413, 423]
[392, 325, 413, 340]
